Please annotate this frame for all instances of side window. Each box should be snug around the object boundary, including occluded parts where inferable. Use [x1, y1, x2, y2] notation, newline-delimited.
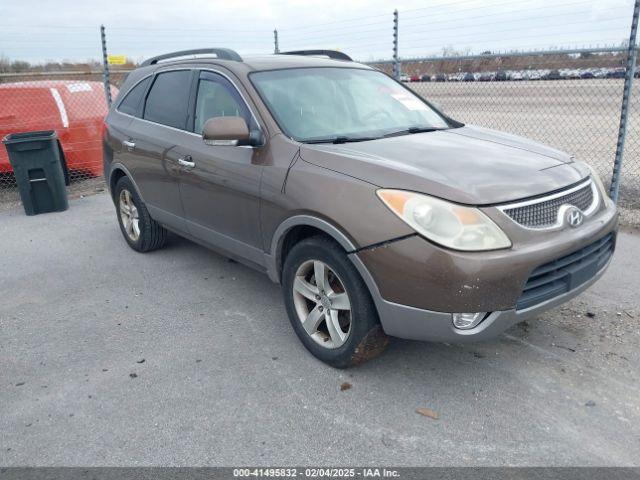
[143, 70, 192, 130]
[118, 76, 151, 117]
[193, 71, 251, 134]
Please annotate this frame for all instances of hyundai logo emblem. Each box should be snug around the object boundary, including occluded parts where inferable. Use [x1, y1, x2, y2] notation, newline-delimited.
[565, 206, 584, 228]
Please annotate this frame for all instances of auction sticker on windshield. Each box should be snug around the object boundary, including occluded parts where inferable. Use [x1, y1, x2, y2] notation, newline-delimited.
[391, 92, 428, 111]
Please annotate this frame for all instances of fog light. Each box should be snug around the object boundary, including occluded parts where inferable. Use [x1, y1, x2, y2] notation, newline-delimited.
[452, 312, 487, 330]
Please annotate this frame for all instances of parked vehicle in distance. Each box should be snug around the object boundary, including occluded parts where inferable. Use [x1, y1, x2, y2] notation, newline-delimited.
[607, 68, 625, 79]
[384, 66, 629, 85]
[510, 71, 523, 81]
[410, 75, 421, 82]
[399, 74, 410, 82]
[462, 72, 475, 82]
[569, 69, 582, 79]
[528, 70, 542, 80]
[593, 68, 608, 79]
[104, 48, 618, 368]
[0, 80, 115, 177]
[544, 70, 562, 81]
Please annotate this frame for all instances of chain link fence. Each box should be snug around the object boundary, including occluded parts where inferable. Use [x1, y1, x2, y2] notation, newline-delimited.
[1, 57, 638, 205]
[371, 49, 639, 206]
[0, 70, 129, 207]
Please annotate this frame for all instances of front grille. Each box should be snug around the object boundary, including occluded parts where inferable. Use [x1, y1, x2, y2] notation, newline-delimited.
[503, 181, 595, 228]
[516, 233, 615, 310]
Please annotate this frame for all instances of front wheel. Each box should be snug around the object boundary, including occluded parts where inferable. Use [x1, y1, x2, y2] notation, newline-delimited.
[282, 236, 388, 368]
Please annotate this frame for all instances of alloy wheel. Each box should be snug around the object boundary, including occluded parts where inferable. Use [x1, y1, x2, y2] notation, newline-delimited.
[292, 259, 352, 349]
[119, 189, 140, 242]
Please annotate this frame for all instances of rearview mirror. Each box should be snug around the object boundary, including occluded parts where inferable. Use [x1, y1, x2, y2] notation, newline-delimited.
[202, 116, 254, 146]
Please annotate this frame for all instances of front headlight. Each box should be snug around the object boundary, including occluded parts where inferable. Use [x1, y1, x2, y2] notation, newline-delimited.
[377, 189, 511, 251]
[586, 164, 613, 208]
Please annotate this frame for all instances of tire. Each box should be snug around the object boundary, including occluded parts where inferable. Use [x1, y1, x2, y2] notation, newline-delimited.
[282, 236, 388, 368]
[114, 176, 167, 253]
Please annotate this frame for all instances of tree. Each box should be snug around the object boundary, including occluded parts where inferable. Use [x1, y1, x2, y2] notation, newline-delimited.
[10, 60, 30, 73]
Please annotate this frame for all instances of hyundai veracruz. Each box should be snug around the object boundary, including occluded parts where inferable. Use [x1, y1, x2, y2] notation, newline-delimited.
[103, 48, 617, 367]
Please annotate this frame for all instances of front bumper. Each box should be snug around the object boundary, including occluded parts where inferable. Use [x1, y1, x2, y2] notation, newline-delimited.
[349, 200, 618, 342]
[350, 254, 612, 342]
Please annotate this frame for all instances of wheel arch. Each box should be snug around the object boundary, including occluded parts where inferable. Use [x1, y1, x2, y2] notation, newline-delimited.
[108, 163, 143, 203]
[267, 215, 358, 284]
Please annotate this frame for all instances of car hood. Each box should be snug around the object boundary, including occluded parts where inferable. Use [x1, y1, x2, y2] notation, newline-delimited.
[299, 125, 589, 204]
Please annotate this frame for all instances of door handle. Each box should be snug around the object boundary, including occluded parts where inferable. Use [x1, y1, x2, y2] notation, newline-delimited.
[177, 156, 195, 169]
[122, 140, 136, 151]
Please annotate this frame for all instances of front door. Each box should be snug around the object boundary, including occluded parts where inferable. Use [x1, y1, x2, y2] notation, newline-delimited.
[178, 70, 265, 267]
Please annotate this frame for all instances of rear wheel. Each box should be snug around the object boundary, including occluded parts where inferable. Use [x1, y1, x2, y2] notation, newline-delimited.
[115, 176, 167, 252]
[282, 236, 388, 368]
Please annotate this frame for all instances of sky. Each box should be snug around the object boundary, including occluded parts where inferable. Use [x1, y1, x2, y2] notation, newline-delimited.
[0, 0, 636, 64]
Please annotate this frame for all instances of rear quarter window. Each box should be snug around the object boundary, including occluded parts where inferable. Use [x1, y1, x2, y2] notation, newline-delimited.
[117, 76, 151, 117]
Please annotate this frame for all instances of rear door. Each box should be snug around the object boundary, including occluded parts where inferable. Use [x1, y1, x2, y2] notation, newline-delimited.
[124, 69, 195, 231]
[108, 75, 151, 171]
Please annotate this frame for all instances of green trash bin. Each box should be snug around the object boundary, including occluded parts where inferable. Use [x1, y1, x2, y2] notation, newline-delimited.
[2, 130, 69, 216]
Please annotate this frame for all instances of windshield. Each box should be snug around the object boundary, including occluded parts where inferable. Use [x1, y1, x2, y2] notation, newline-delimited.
[250, 67, 451, 143]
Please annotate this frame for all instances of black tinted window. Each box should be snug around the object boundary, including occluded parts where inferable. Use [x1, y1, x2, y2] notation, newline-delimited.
[144, 70, 192, 129]
[118, 76, 151, 117]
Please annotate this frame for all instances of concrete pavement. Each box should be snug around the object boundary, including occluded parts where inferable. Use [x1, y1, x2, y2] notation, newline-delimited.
[1, 193, 639, 466]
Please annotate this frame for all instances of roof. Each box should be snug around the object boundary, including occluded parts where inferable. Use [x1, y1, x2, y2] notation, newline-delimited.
[144, 53, 372, 74]
[241, 54, 371, 71]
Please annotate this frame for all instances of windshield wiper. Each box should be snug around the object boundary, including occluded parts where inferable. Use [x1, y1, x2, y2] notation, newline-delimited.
[304, 135, 379, 144]
[303, 128, 443, 144]
[383, 126, 444, 138]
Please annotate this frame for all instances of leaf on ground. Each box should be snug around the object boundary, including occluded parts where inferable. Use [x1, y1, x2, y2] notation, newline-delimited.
[416, 407, 439, 419]
[340, 382, 352, 391]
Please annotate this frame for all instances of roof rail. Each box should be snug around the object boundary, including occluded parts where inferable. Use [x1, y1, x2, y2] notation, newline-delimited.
[140, 48, 243, 67]
[279, 50, 352, 61]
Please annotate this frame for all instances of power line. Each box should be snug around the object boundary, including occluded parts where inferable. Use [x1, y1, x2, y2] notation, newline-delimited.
[278, 0, 617, 42]
[279, 14, 627, 45]
[399, 16, 629, 43]
[400, 27, 631, 52]
[400, 0, 625, 27]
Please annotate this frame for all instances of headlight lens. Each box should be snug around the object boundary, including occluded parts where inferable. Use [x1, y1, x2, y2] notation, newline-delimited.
[586, 164, 612, 207]
[377, 189, 511, 251]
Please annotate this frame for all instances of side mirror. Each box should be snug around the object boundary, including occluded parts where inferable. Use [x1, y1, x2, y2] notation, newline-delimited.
[202, 116, 260, 146]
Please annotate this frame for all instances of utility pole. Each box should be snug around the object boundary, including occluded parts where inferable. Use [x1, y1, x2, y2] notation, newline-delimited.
[610, 0, 639, 202]
[100, 25, 112, 107]
[392, 10, 400, 80]
[274, 29, 280, 54]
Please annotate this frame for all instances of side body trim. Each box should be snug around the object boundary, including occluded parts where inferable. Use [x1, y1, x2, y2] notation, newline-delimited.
[186, 219, 266, 268]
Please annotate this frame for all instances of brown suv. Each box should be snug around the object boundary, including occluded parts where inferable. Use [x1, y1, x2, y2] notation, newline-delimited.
[103, 48, 618, 367]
